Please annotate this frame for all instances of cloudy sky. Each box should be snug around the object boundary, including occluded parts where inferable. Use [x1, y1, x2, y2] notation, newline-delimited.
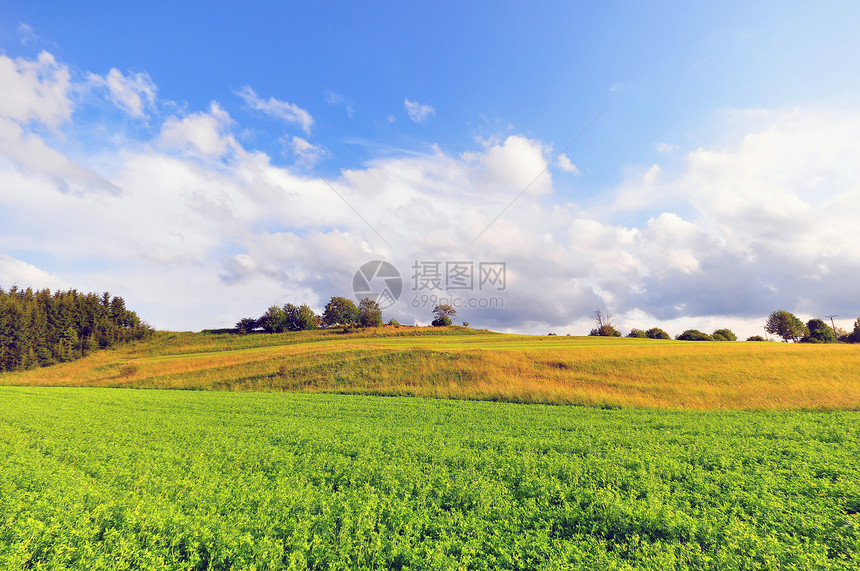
[1, 1, 859, 337]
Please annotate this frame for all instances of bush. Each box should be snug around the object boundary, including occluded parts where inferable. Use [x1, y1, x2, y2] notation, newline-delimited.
[746, 335, 766, 341]
[676, 329, 713, 341]
[235, 317, 259, 334]
[627, 329, 647, 338]
[645, 328, 671, 340]
[589, 325, 621, 337]
[432, 315, 452, 327]
[804, 319, 836, 343]
[387, 318, 400, 327]
[118, 363, 139, 378]
[712, 328, 737, 342]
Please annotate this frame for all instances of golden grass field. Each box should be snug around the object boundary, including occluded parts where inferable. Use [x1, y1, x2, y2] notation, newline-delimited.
[2, 326, 859, 410]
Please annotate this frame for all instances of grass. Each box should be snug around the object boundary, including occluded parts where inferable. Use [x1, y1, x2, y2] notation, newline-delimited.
[1, 387, 858, 570]
[2, 327, 859, 409]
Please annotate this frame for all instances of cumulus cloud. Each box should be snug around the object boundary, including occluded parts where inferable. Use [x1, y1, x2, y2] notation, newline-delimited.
[0, 254, 61, 289]
[286, 135, 327, 166]
[237, 86, 313, 134]
[87, 68, 157, 118]
[556, 153, 579, 174]
[404, 99, 435, 123]
[2, 49, 859, 337]
[462, 135, 554, 196]
[159, 102, 239, 157]
[0, 51, 72, 127]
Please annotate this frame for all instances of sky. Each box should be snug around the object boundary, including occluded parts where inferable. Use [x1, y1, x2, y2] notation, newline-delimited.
[1, 1, 859, 338]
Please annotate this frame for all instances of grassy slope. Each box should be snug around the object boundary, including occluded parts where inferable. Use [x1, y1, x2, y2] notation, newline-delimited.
[2, 326, 859, 410]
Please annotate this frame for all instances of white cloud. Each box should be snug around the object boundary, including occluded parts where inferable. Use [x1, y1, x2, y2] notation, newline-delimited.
[2, 48, 859, 339]
[287, 135, 327, 166]
[237, 86, 314, 134]
[404, 99, 435, 123]
[0, 53, 117, 194]
[643, 163, 661, 185]
[17, 22, 39, 45]
[0, 117, 120, 194]
[0, 254, 61, 289]
[462, 135, 554, 196]
[0, 51, 71, 128]
[654, 142, 679, 152]
[325, 91, 354, 118]
[159, 102, 239, 157]
[87, 68, 157, 118]
[556, 153, 579, 174]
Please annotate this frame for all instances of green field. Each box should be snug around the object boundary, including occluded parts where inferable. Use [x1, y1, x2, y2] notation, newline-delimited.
[1, 387, 859, 570]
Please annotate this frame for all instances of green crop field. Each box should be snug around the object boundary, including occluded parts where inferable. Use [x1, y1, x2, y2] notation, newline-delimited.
[1, 387, 859, 570]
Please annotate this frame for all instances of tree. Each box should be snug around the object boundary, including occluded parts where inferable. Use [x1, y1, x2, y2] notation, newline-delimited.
[284, 303, 317, 331]
[626, 328, 647, 338]
[676, 329, 713, 341]
[765, 310, 808, 343]
[323, 297, 359, 327]
[259, 305, 288, 333]
[358, 298, 383, 328]
[804, 319, 836, 343]
[235, 317, 259, 334]
[431, 304, 456, 327]
[844, 318, 860, 343]
[746, 335, 766, 341]
[645, 327, 671, 340]
[712, 328, 737, 341]
[589, 309, 621, 337]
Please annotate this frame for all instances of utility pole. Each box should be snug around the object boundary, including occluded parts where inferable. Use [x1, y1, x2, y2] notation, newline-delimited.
[825, 315, 838, 337]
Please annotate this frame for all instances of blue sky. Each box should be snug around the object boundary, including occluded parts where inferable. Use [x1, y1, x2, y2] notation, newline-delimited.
[1, 1, 859, 336]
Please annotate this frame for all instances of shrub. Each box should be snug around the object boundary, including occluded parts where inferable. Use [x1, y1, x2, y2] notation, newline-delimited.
[712, 328, 737, 341]
[431, 315, 452, 327]
[676, 329, 713, 341]
[118, 363, 139, 378]
[627, 328, 647, 338]
[746, 335, 766, 341]
[645, 328, 671, 340]
[387, 318, 400, 327]
[235, 317, 259, 334]
[804, 319, 836, 343]
[589, 325, 621, 337]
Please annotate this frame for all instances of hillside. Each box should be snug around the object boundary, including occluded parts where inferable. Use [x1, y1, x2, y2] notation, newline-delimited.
[2, 326, 859, 409]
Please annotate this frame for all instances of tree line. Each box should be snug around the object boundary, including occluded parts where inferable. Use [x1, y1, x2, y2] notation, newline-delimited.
[235, 297, 387, 333]
[0, 286, 152, 372]
[587, 308, 860, 343]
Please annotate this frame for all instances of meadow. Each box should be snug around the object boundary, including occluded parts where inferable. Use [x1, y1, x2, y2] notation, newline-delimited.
[1, 387, 858, 570]
[2, 327, 859, 410]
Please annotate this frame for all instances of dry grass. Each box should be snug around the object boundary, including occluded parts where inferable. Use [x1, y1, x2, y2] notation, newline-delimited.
[2, 328, 859, 410]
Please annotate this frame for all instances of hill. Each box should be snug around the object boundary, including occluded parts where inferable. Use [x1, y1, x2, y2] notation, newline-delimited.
[3, 326, 859, 409]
